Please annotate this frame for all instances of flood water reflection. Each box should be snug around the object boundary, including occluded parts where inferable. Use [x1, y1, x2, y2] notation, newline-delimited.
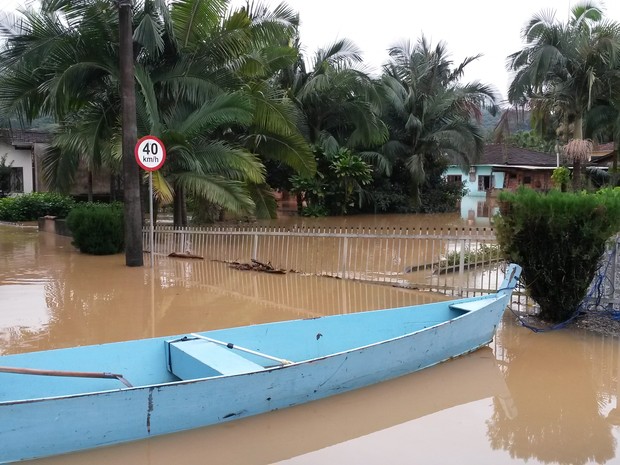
[2, 220, 620, 464]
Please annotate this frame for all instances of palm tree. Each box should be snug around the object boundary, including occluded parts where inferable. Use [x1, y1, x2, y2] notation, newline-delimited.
[507, 2, 620, 142]
[379, 36, 497, 204]
[564, 138, 594, 190]
[282, 38, 388, 152]
[277, 39, 389, 213]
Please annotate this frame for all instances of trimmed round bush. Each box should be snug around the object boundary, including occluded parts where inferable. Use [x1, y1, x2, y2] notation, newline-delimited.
[66, 203, 125, 255]
[494, 187, 620, 323]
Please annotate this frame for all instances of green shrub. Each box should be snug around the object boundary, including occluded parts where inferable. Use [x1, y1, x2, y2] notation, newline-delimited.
[0, 192, 76, 222]
[551, 166, 571, 191]
[494, 187, 620, 323]
[66, 203, 124, 255]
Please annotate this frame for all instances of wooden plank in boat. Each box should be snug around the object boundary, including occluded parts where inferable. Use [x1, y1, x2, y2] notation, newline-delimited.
[166, 338, 265, 380]
[449, 298, 498, 313]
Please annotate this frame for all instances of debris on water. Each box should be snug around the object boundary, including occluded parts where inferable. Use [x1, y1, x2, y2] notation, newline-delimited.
[168, 252, 204, 260]
[228, 259, 286, 274]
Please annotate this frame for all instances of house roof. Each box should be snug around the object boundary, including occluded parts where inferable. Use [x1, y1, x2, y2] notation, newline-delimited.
[479, 144, 557, 167]
[592, 142, 615, 154]
[0, 128, 53, 146]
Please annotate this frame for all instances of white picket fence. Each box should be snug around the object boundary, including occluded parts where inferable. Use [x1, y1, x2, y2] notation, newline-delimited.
[144, 225, 506, 296]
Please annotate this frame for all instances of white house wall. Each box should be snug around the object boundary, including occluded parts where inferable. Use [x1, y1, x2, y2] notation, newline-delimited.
[0, 141, 33, 193]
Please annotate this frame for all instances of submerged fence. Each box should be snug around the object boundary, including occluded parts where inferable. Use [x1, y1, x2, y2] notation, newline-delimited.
[144, 225, 506, 296]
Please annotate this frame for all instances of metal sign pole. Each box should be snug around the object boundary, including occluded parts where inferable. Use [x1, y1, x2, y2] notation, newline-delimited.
[149, 172, 154, 268]
[135, 135, 166, 269]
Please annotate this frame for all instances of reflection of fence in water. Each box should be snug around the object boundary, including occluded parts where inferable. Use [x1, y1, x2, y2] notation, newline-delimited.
[145, 225, 504, 296]
[157, 259, 447, 318]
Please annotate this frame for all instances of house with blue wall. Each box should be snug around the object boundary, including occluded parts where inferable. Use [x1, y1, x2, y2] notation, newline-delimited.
[444, 144, 558, 225]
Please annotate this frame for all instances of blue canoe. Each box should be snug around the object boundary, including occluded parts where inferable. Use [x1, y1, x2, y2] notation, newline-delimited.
[0, 264, 521, 463]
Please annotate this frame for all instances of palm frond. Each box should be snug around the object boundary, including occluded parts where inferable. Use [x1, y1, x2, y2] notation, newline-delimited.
[245, 182, 277, 219]
[175, 171, 255, 215]
[176, 92, 253, 137]
[133, 10, 165, 57]
[192, 140, 266, 184]
[135, 64, 162, 135]
[151, 169, 174, 204]
[170, 0, 228, 49]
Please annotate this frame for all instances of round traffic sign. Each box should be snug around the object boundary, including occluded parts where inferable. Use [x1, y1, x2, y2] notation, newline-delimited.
[135, 135, 166, 171]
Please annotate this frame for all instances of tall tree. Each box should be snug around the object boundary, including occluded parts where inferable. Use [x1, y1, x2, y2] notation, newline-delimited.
[507, 1, 620, 141]
[379, 36, 497, 204]
[282, 38, 388, 151]
[118, 0, 142, 266]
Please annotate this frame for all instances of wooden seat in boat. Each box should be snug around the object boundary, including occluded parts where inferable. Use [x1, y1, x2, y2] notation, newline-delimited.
[166, 338, 264, 380]
[449, 297, 499, 313]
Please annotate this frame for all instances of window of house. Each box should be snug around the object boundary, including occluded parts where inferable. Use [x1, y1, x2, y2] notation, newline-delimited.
[446, 175, 462, 184]
[10, 167, 23, 193]
[523, 176, 532, 185]
[478, 175, 492, 191]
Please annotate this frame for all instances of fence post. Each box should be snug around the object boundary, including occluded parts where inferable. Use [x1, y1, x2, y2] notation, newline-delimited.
[458, 237, 466, 296]
[252, 233, 259, 261]
[340, 236, 348, 278]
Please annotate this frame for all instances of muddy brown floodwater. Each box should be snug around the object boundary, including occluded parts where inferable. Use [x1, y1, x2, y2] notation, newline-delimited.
[2, 219, 620, 464]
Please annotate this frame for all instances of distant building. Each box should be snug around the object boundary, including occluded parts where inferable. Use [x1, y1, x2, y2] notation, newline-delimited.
[0, 129, 51, 196]
[444, 144, 558, 225]
[0, 128, 115, 200]
[444, 144, 559, 196]
[589, 142, 615, 167]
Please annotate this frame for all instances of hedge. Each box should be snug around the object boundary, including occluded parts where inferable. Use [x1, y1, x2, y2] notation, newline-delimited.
[494, 187, 620, 323]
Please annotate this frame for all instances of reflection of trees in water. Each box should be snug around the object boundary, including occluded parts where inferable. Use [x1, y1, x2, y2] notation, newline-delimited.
[488, 328, 615, 465]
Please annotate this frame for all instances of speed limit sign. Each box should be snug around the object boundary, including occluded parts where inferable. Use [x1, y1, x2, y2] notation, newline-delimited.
[135, 135, 166, 171]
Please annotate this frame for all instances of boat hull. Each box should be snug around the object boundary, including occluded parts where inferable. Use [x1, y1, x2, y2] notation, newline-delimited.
[0, 290, 513, 463]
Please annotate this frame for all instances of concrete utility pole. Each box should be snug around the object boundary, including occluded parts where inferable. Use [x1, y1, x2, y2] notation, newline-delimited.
[116, 0, 143, 267]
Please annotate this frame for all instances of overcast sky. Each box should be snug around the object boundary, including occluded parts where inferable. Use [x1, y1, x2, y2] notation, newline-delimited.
[3, 0, 620, 102]
[231, 0, 620, 102]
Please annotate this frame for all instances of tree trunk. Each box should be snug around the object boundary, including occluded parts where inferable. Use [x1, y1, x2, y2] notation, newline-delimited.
[296, 192, 303, 214]
[572, 158, 582, 191]
[613, 142, 619, 187]
[173, 184, 187, 228]
[573, 114, 584, 140]
[87, 171, 93, 202]
[118, 0, 143, 267]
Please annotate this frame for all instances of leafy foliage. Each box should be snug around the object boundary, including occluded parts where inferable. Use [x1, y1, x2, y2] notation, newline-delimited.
[0, 0, 314, 227]
[551, 166, 571, 191]
[494, 187, 620, 322]
[66, 202, 124, 255]
[507, 130, 555, 153]
[0, 192, 75, 221]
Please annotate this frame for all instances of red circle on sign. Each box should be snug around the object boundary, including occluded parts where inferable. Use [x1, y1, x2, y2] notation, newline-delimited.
[135, 135, 167, 171]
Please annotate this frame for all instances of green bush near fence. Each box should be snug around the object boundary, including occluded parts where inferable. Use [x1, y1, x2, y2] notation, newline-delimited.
[0, 192, 76, 222]
[494, 187, 620, 323]
[66, 202, 124, 255]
